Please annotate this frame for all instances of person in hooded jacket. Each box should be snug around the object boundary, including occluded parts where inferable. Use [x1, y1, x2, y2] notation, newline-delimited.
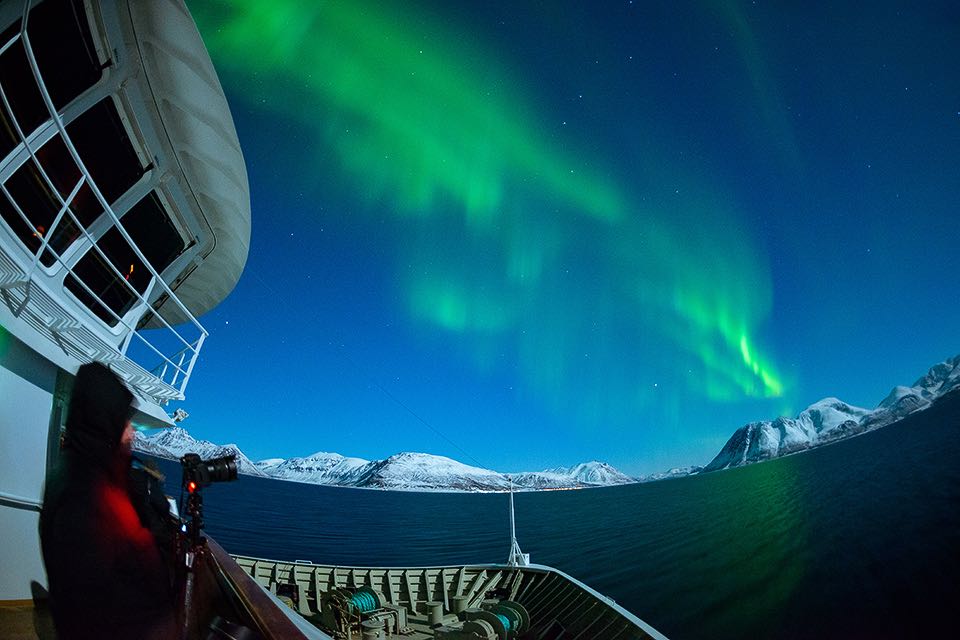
[40, 362, 177, 639]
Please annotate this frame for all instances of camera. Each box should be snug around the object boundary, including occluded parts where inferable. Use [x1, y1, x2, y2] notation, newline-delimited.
[180, 453, 238, 488]
[176, 453, 240, 634]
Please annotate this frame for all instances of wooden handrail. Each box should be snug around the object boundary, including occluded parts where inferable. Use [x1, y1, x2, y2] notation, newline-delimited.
[205, 537, 310, 639]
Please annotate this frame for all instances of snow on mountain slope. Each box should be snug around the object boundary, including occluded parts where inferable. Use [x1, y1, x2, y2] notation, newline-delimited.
[803, 397, 874, 432]
[265, 452, 370, 485]
[566, 461, 635, 484]
[254, 458, 285, 473]
[637, 466, 703, 482]
[349, 452, 513, 492]
[912, 354, 960, 398]
[133, 427, 266, 477]
[706, 354, 960, 472]
[510, 461, 636, 489]
[878, 386, 927, 410]
[135, 432, 643, 491]
[706, 398, 872, 471]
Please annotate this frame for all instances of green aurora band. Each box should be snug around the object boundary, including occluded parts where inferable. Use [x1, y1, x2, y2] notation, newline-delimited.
[709, 0, 803, 174]
[189, 0, 786, 425]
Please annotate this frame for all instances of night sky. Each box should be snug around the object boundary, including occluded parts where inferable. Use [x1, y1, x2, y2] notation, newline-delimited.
[172, 0, 960, 475]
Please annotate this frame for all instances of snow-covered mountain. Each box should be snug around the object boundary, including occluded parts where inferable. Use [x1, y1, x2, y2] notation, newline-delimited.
[134, 427, 642, 491]
[706, 354, 960, 472]
[637, 465, 704, 482]
[566, 461, 635, 485]
[508, 461, 635, 489]
[264, 452, 647, 492]
[346, 452, 513, 492]
[134, 354, 959, 486]
[253, 458, 285, 473]
[259, 452, 370, 485]
[133, 426, 266, 477]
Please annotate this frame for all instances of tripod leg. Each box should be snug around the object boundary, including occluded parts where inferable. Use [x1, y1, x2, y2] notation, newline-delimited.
[180, 550, 196, 640]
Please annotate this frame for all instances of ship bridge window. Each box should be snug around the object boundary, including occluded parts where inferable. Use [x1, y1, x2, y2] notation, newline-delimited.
[0, 21, 46, 161]
[65, 192, 186, 326]
[0, 98, 145, 265]
[0, 0, 104, 160]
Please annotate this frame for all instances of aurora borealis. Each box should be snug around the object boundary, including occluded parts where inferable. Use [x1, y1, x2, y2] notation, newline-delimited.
[181, 0, 960, 473]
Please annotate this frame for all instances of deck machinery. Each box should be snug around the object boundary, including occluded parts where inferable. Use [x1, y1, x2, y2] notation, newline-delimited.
[235, 556, 668, 640]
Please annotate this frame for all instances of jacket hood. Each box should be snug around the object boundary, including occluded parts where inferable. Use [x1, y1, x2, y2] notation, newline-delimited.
[64, 362, 134, 472]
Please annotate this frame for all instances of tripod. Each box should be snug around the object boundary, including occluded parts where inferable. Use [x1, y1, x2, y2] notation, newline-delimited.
[179, 483, 207, 640]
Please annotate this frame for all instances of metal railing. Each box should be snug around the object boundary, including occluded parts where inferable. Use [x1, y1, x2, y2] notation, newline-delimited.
[0, 489, 42, 512]
[0, 2, 210, 401]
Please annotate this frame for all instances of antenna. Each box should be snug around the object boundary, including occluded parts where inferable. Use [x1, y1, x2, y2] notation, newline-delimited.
[507, 481, 530, 566]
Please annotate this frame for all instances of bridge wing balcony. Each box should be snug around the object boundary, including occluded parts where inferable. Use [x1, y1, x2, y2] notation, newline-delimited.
[0, 0, 250, 415]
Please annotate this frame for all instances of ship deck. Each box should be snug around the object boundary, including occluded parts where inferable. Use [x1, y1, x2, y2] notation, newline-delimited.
[237, 555, 668, 639]
[0, 599, 54, 640]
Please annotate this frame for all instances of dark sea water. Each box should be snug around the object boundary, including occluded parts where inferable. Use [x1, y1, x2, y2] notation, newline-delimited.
[152, 393, 960, 640]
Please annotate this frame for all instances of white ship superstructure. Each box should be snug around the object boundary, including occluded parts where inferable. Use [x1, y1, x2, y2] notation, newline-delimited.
[0, 0, 249, 601]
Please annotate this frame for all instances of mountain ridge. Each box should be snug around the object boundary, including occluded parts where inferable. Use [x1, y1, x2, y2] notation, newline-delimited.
[705, 353, 960, 471]
[135, 353, 960, 489]
[134, 430, 647, 492]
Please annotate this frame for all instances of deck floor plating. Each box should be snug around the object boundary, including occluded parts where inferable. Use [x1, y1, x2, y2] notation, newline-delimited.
[0, 601, 54, 640]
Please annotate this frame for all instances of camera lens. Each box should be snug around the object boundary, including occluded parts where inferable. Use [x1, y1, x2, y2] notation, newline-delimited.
[181, 453, 238, 487]
[203, 455, 238, 484]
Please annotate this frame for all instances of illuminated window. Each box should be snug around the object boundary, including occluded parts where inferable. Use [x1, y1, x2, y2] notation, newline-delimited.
[0, 138, 92, 263]
[0, 98, 145, 265]
[65, 193, 186, 326]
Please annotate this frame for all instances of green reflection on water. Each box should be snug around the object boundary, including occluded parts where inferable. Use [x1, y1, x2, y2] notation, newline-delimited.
[701, 458, 808, 636]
